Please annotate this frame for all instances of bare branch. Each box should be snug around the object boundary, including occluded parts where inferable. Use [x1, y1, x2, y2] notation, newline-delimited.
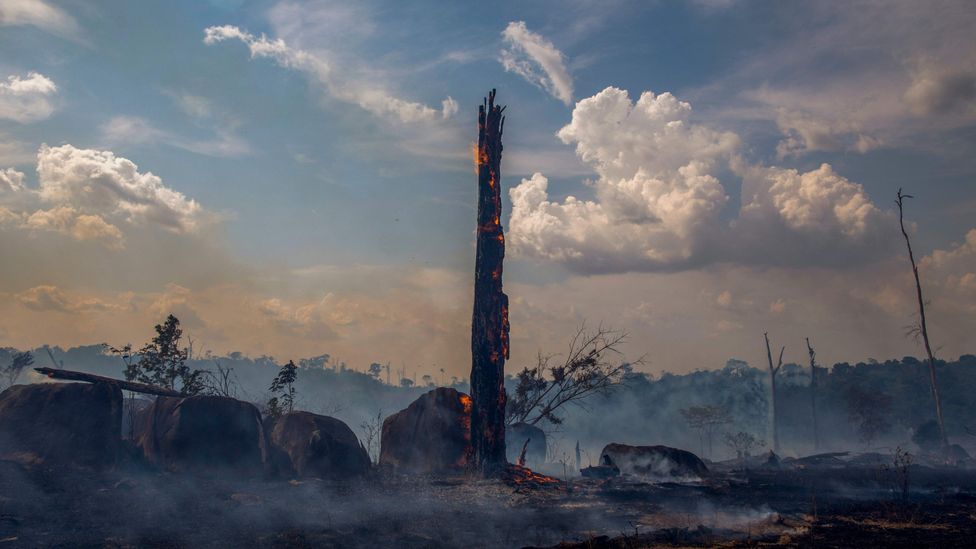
[507, 322, 638, 427]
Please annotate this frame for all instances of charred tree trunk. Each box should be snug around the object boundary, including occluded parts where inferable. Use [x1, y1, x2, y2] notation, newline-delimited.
[896, 189, 948, 452]
[34, 367, 183, 397]
[470, 89, 509, 476]
[806, 337, 820, 452]
[764, 333, 784, 454]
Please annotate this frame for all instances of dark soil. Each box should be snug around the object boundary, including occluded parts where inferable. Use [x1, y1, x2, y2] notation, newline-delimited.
[2, 458, 975, 548]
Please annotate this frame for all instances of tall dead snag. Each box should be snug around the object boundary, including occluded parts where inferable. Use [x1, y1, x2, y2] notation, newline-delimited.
[896, 188, 948, 451]
[764, 332, 784, 453]
[806, 337, 820, 452]
[470, 89, 509, 475]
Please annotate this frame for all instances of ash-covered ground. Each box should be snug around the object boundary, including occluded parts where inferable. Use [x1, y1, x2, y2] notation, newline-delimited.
[3, 458, 976, 548]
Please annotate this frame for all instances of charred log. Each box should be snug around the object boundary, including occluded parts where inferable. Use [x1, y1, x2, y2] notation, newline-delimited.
[34, 367, 183, 397]
[470, 89, 509, 476]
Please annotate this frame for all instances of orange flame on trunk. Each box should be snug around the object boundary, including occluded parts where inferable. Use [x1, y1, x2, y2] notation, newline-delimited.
[472, 143, 488, 174]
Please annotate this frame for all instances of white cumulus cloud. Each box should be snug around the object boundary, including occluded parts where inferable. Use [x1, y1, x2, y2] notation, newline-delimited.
[509, 86, 893, 273]
[500, 21, 573, 105]
[510, 87, 737, 271]
[36, 144, 210, 233]
[0, 72, 57, 122]
[737, 162, 883, 238]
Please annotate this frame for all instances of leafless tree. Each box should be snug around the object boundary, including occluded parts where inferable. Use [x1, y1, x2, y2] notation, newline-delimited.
[202, 360, 239, 398]
[764, 332, 785, 453]
[359, 409, 384, 464]
[43, 346, 62, 370]
[896, 188, 948, 451]
[506, 324, 642, 427]
[3, 351, 34, 389]
[806, 337, 820, 452]
[680, 405, 732, 458]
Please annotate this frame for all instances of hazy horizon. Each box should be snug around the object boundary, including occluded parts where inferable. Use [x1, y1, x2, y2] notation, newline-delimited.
[1, 0, 975, 380]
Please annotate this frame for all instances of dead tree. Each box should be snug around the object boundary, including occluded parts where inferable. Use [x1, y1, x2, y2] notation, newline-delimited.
[470, 89, 509, 476]
[506, 325, 636, 427]
[680, 405, 732, 459]
[806, 337, 820, 452]
[896, 188, 948, 450]
[764, 332, 785, 453]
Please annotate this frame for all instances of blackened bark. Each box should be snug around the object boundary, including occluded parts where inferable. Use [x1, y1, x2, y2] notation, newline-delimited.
[470, 89, 509, 476]
[34, 367, 183, 397]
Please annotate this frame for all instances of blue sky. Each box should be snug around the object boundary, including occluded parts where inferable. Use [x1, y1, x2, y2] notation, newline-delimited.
[1, 0, 974, 377]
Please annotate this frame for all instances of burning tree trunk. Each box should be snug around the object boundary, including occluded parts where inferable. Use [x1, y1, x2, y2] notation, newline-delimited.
[764, 333, 784, 453]
[470, 89, 509, 476]
[806, 337, 820, 452]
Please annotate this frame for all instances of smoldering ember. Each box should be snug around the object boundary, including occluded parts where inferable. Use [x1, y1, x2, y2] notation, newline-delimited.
[2, 4, 976, 549]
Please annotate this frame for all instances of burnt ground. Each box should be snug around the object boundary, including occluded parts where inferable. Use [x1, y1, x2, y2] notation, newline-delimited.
[2, 460, 976, 548]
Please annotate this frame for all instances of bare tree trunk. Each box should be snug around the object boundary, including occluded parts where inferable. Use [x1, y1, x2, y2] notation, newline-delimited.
[470, 89, 509, 476]
[806, 337, 820, 452]
[517, 438, 529, 467]
[764, 333, 784, 454]
[896, 189, 948, 451]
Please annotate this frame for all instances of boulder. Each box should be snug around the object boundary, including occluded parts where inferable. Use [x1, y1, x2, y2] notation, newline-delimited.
[269, 411, 370, 478]
[599, 443, 708, 480]
[0, 382, 122, 468]
[506, 422, 547, 466]
[136, 395, 268, 475]
[580, 464, 620, 479]
[380, 387, 472, 473]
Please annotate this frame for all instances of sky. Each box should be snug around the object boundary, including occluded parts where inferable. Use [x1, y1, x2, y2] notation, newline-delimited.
[0, 0, 974, 378]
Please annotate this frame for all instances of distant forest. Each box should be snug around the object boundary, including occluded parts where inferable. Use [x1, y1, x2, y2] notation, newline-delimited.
[3, 344, 975, 464]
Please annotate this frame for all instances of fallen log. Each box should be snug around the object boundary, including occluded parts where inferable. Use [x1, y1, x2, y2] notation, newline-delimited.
[33, 367, 182, 397]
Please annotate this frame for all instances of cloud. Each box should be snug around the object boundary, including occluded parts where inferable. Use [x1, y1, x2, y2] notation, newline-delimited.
[694, 3, 976, 155]
[15, 285, 125, 314]
[923, 228, 976, 282]
[904, 64, 976, 116]
[691, 0, 739, 11]
[0, 72, 57, 122]
[510, 87, 737, 271]
[203, 25, 456, 124]
[170, 92, 214, 119]
[441, 96, 458, 119]
[500, 21, 574, 105]
[0, 0, 79, 38]
[147, 283, 205, 329]
[771, 107, 882, 158]
[0, 132, 36, 165]
[257, 296, 339, 340]
[509, 86, 892, 273]
[23, 206, 124, 249]
[0, 168, 26, 192]
[0, 146, 241, 296]
[36, 144, 212, 233]
[100, 115, 250, 157]
[736, 162, 884, 238]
